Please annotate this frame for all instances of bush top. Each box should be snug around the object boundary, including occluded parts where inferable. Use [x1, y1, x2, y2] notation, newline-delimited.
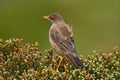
[0, 38, 120, 80]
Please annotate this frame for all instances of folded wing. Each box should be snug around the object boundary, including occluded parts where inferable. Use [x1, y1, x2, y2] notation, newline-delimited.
[50, 29, 83, 68]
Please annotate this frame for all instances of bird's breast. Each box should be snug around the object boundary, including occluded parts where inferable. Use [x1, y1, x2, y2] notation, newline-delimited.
[49, 35, 64, 56]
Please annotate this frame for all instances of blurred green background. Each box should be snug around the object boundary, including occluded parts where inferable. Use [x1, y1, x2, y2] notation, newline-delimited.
[0, 0, 120, 56]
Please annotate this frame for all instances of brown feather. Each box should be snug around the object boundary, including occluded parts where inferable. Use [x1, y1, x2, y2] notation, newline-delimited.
[59, 26, 71, 37]
[66, 54, 83, 68]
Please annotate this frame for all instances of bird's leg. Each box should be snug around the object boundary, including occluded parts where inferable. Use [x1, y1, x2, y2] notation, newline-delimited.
[55, 56, 63, 72]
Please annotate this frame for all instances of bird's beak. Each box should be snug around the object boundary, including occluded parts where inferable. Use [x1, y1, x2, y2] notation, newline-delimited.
[43, 16, 50, 21]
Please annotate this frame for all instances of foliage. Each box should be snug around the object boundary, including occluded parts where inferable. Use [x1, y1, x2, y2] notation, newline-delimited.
[0, 38, 120, 80]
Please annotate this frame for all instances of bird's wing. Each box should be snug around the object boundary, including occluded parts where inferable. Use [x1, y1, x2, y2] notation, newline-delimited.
[50, 26, 84, 68]
[50, 30, 77, 56]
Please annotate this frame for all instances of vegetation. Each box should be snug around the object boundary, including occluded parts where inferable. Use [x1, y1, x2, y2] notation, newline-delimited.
[0, 38, 120, 80]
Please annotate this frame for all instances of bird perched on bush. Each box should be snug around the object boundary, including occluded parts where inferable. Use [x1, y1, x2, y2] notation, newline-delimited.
[43, 13, 83, 71]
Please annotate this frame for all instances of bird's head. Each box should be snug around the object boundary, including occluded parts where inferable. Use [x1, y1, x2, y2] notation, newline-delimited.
[43, 13, 64, 24]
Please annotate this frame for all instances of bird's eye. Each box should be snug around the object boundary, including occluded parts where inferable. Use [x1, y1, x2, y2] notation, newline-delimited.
[49, 15, 55, 19]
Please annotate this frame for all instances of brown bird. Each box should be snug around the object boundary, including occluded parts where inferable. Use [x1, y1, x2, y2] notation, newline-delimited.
[43, 13, 83, 71]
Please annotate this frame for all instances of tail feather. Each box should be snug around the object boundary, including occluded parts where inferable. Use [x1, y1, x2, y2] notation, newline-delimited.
[66, 54, 84, 69]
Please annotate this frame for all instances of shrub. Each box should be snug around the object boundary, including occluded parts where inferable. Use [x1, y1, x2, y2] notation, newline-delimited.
[0, 38, 120, 80]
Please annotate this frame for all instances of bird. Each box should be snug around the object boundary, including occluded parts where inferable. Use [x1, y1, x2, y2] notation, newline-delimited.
[43, 13, 83, 71]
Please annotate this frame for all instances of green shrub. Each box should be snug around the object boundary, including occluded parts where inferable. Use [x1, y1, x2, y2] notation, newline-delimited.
[0, 38, 120, 80]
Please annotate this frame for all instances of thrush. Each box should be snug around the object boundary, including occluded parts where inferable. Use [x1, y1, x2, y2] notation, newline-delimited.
[43, 13, 83, 71]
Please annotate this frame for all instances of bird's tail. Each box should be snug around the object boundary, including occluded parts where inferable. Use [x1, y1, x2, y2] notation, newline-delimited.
[66, 54, 84, 69]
